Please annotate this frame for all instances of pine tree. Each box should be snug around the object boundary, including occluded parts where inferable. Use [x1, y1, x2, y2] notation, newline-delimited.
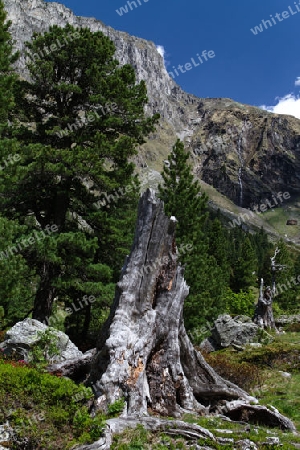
[0, 25, 159, 323]
[250, 227, 274, 283]
[158, 140, 227, 330]
[158, 139, 208, 246]
[0, 0, 18, 134]
[230, 232, 257, 293]
[0, 2, 33, 328]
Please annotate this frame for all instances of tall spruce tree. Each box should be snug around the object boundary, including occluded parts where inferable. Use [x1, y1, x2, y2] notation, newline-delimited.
[0, 24, 159, 324]
[158, 140, 226, 330]
[0, 0, 35, 328]
[0, 0, 18, 132]
[229, 228, 257, 292]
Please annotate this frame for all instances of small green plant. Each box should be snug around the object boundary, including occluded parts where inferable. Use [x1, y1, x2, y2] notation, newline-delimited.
[29, 328, 60, 367]
[107, 398, 126, 417]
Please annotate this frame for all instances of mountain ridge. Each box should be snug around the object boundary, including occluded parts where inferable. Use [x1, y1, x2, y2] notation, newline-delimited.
[4, 0, 300, 226]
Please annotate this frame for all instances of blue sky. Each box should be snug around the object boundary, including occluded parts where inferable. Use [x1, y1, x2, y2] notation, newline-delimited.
[46, 0, 300, 118]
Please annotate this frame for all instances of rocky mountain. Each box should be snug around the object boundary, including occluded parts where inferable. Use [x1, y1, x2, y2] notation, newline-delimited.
[4, 0, 300, 215]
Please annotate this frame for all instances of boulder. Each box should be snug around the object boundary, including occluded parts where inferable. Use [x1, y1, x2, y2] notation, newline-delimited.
[207, 315, 261, 350]
[0, 318, 82, 363]
[275, 314, 300, 326]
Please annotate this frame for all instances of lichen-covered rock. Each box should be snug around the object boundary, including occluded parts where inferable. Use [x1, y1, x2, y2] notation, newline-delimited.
[208, 315, 261, 349]
[275, 314, 300, 326]
[0, 318, 82, 363]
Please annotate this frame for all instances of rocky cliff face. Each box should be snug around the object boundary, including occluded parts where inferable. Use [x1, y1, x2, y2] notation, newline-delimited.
[4, 0, 300, 209]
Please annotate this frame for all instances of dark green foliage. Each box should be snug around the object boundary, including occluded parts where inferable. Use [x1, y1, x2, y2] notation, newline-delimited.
[0, 24, 158, 325]
[273, 240, 297, 311]
[0, 4, 34, 327]
[250, 227, 274, 283]
[0, 216, 36, 327]
[158, 139, 208, 241]
[228, 227, 257, 293]
[0, 0, 18, 133]
[158, 140, 227, 328]
[107, 398, 126, 417]
[223, 288, 255, 317]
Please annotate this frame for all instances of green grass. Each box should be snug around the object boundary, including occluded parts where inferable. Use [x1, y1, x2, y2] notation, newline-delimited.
[205, 331, 300, 434]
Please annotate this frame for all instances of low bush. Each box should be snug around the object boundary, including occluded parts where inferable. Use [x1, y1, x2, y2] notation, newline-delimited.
[204, 351, 263, 391]
[0, 359, 104, 449]
[286, 322, 300, 332]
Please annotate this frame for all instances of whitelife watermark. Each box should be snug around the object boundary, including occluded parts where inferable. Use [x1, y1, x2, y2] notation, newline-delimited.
[26, 30, 81, 61]
[0, 225, 58, 261]
[55, 103, 118, 139]
[250, 1, 300, 35]
[229, 191, 291, 228]
[116, 0, 149, 16]
[168, 50, 215, 80]
[0, 154, 20, 171]
[274, 274, 300, 297]
[95, 171, 158, 209]
[4, 410, 45, 438]
[122, 242, 193, 284]
[42, 295, 96, 327]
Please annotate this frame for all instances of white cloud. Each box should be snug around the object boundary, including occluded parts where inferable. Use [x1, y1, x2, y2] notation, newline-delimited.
[156, 45, 166, 64]
[295, 77, 300, 86]
[261, 93, 300, 120]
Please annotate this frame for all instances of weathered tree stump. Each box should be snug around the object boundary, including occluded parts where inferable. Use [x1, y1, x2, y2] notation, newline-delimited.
[87, 189, 251, 416]
[85, 189, 294, 431]
[254, 248, 286, 330]
[253, 279, 276, 330]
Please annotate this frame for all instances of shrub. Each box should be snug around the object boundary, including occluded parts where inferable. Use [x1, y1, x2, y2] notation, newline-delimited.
[28, 328, 60, 367]
[107, 398, 126, 417]
[286, 322, 300, 332]
[0, 359, 101, 449]
[204, 351, 262, 391]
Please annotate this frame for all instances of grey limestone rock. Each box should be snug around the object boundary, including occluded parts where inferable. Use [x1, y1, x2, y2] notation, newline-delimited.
[0, 318, 82, 363]
[210, 314, 261, 349]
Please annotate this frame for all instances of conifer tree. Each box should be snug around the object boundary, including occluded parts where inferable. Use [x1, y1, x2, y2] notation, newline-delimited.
[158, 140, 226, 330]
[158, 139, 208, 245]
[0, 24, 159, 323]
[0, 0, 18, 133]
[0, 0, 34, 328]
[229, 228, 257, 293]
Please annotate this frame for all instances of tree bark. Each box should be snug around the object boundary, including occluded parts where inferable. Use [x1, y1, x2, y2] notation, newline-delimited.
[87, 189, 255, 418]
[253, 279, 276, 330]
[32, 261, 57, 322]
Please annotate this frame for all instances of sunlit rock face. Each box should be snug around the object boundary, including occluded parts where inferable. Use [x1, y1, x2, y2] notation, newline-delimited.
[5, 0, 300, 208]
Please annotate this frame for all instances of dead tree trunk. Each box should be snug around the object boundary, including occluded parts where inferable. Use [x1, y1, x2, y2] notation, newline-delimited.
[253, 248, 285, 330]
[86, 189, 294, 431]
[87, 189, 253, 417]
[253, 278, 276, 329]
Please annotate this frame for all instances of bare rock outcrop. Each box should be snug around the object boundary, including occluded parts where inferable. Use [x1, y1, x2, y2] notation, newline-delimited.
[200, 314, 273, 353]
[0, 318, 82, 363]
